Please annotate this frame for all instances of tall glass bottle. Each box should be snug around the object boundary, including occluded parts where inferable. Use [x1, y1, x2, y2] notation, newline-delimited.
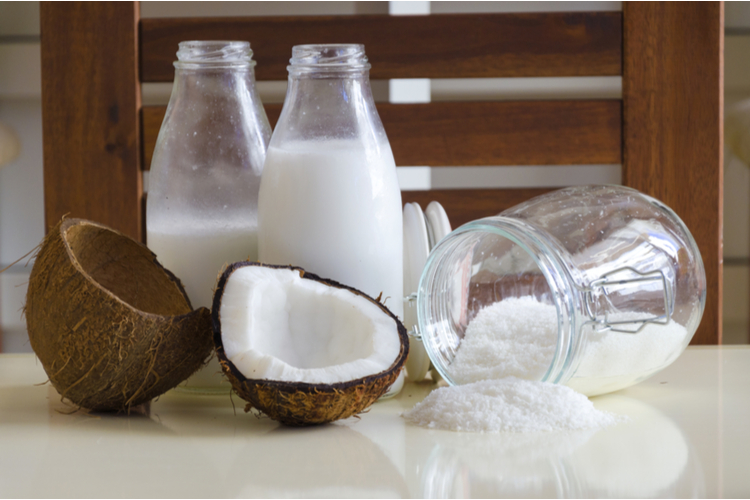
[147, 41, 271, 393]
[258, 44, 404, 395]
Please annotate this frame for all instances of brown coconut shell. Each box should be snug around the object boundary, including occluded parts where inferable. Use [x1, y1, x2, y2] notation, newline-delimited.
[212, 261, 409, 426]
[25, 218, 213, 411]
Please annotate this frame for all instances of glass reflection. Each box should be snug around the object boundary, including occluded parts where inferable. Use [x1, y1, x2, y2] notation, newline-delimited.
[417, 396, 703, 498]
[230, 424, 409, 498]
[421, 429, 596, 498]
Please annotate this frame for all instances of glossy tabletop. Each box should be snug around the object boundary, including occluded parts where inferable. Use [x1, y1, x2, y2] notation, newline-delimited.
[0, 346, 748, 498]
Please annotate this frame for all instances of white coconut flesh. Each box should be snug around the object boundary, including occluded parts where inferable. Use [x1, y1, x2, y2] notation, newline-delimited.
[220, 266, 402, 385]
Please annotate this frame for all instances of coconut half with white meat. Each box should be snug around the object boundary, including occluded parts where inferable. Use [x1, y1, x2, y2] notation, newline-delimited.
[212, 262, 409, 426]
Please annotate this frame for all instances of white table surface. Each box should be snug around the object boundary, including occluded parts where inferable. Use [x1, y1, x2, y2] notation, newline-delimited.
[0, 346, 748, 498]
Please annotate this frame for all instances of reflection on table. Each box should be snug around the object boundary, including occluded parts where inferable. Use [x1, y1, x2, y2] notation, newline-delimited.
[0, 347, 747, 498]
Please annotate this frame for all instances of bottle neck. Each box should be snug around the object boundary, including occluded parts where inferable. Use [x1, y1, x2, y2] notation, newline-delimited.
[287, 44, 370, 78]
[169, 41, 260, 100]
[173, 40, 256, 71]
[272, 44, 385, 147]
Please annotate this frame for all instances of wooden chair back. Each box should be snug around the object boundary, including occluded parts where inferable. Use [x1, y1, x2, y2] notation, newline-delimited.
[39, 3, 723, 344]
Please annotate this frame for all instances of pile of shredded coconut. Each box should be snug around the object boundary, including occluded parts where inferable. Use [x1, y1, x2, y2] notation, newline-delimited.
[402, 377, 620, 433]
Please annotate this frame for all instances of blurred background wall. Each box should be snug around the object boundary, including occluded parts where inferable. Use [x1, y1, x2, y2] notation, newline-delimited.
[0, 1, 746, 352]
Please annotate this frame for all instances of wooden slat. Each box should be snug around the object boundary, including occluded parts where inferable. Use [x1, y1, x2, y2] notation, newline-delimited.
[41, 2, 142, 242]
[142, 100, 621, 169]
[623, 3, 723, 345]
[402, 188, 554, 229]
[140, 12, 622, 82]
[381, 100, 621, 167]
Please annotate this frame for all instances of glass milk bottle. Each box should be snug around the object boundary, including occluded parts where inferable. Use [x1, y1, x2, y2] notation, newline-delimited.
[258, 44, 404, 395]
[147, 41, 272, 393]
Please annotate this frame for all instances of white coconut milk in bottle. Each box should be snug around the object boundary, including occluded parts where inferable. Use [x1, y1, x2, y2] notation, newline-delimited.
[147, 226, 258, 308]
[258, 45, 404, 396]
[147, 41, 271, 393]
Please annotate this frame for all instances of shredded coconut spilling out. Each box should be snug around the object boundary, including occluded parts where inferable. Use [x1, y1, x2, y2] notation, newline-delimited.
[403, 296, 688, 432]
[448, 297, 557, 384]
[402, 377, 620, 433]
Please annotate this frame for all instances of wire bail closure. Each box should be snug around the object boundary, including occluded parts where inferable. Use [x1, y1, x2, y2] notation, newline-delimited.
[403, 292, 421, 340]
[582, 266, 672, 334]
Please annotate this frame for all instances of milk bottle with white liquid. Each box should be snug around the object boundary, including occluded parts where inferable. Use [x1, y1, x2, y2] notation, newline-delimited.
[147, 41, 271, 393]
[258, 44, 405, 396]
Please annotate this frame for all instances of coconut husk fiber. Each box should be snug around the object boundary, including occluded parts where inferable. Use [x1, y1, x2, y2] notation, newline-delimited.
[213, 261, 409, 426]
[25, 218, 213, 411]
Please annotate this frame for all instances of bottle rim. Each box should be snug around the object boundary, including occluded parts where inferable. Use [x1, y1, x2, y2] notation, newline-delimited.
[174, 40, 256, 68]
[288, 44, 371, 75]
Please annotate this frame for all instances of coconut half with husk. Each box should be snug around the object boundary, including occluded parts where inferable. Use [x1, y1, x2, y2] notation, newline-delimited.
[213, 262, 409, 426]
[25, 218, 213, 411]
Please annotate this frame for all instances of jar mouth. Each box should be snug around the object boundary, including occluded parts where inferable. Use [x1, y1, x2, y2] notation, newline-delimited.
[288, 44, 371, 75]
[174, 40, 256, 68]
[416, 217, 580, 387]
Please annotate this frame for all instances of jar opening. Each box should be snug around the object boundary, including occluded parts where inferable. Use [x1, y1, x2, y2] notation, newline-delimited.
[288, 44, 371, 75]
[417, 218, 578, 388]
[416, 185, 705, 397]
[175, 41, 255, 68]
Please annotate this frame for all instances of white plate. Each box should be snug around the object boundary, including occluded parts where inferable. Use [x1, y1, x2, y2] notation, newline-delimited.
[402, 202, 432, 382]
[425, 201, 451, 246]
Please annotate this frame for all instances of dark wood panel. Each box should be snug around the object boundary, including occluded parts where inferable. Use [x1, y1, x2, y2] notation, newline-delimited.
[140, 12, 622, 82]
[41, 2, 142, 241]
[623, 3, 723, 345]
[142, 100, 621, 169]
[382, 100, 622, 167]
[402, 188, 555, 229]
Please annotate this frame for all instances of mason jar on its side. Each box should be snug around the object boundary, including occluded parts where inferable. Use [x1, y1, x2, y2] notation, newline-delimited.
[414, 185, 706, 396]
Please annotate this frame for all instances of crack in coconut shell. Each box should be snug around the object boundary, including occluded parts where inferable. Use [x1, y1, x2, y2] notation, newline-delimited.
[25, 218, 214, 412]
[213, 262, 409, 426]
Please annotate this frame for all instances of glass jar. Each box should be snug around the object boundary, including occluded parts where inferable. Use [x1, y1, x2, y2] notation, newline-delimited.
[258, 44, 404, 396]
[147, 41, 272, 393]
[413, 185, 706, 396]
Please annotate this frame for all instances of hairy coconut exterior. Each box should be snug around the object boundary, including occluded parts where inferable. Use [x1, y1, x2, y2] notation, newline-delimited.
[213, 262, 409, 426]
[26, 218, 213, 411]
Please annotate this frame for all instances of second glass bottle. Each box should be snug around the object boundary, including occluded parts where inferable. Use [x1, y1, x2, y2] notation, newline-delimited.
[258, 44, 404, 392]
